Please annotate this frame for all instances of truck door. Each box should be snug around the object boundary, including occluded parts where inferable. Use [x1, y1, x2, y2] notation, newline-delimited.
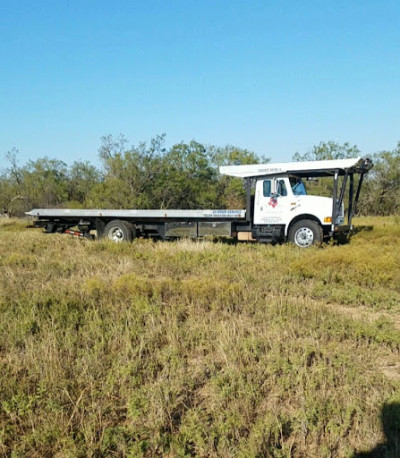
[270, 178, 292, 224]
[253, 178, 270, 225]
[253, 177, 292, 225]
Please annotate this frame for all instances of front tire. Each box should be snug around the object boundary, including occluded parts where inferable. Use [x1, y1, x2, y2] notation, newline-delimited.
[104, 220, 136, 243]
[288, 220, 322, 248]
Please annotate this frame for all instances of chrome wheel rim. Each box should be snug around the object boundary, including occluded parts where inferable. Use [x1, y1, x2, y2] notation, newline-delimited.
[108, 227, 124, 242]
[294, 227, 314, 247]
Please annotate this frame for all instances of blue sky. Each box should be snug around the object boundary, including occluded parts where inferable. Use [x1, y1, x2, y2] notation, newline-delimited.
[1, 0, 399, 166]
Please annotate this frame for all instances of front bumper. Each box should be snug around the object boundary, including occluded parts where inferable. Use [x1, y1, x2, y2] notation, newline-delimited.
[330, 224, 353, 242]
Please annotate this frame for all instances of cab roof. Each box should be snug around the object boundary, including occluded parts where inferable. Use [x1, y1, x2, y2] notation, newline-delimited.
[219, 157, 373, 178]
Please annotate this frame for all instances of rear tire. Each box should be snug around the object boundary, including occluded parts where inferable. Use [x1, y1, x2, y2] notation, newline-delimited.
[288, 220, 322, 248]
[104, 220, 136, 243]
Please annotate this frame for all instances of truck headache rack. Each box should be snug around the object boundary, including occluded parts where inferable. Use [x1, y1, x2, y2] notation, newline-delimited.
[331, 158, 373, 232]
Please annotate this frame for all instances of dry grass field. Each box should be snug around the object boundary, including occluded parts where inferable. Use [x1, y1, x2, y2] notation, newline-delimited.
[1, 217, 400, 457]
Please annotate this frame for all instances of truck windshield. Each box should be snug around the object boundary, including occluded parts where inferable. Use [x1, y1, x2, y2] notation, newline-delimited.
[289, 177, 307, 195]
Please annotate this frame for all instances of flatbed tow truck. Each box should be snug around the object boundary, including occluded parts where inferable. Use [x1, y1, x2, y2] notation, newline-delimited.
[27, 157, 373, 248]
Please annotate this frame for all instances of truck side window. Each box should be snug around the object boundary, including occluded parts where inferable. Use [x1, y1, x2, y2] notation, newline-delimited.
[289, 177, 307, 195]
[263, 180, 271, 197]
[277, 180, 287, 196]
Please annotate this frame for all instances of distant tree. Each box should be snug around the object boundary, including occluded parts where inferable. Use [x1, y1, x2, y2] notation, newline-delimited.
[90, 134, 166, 208]
[98, 134, 129, 167]
[1, 149, 27, 216]
[21, 158, 69, 208]
[210, 145, 268, 167]
[94, 135, 266, 210]
[1, 151, 101, 215]
[153, 141, 219, 208]
[0, 173, 17, 216]
[6, 148, 23, 187]
[358, 143, 400, 215]
[293, 141, 360, 162]
[68, 161, 101, 206]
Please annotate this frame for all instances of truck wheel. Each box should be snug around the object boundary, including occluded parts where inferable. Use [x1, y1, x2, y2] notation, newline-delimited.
[288, 220, 322, 248]
[104, 220, 135, 243]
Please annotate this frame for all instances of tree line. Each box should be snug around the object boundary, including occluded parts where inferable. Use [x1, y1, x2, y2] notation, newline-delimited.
[1, 135, 399, 216]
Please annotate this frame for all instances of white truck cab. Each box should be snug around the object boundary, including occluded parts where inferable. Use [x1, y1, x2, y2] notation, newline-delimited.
[220, 157, 373, 247]
[253, 175, 339, 225]
[251, 175, 343, 247]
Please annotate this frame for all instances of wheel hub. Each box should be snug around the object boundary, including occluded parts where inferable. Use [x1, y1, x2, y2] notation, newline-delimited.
[109, 227, 124, 242]
[294, 227, 314, 247]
